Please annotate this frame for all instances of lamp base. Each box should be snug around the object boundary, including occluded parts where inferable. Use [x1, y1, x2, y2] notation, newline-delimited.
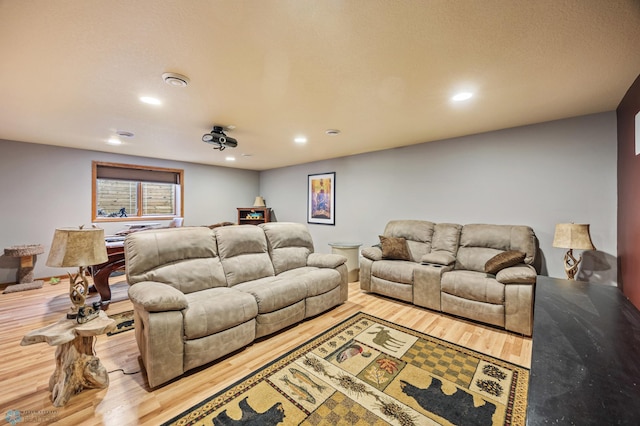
[68, 267, 89, 319]
[563, 249, 582, 280]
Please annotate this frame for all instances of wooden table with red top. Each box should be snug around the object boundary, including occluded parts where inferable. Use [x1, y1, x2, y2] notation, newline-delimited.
[90, 223, 165, 307]
[90, 240, 125, 308]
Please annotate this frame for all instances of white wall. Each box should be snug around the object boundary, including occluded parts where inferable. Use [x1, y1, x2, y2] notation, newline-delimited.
[0, 140, 260, 282]
[1, 112, 617, 285]
[260, 112, 618, 285]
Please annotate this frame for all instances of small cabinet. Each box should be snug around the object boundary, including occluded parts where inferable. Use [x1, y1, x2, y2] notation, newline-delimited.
[237, 207, 271, 225]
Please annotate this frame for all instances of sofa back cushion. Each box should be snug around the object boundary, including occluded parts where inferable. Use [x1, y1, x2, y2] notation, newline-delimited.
[125, 227, 227, 294]
[431, 223, 462, 255]
[383, 220, 435, 262]
[214, 225, 275, 286]
[259, 222, 314, 275]
[455, 224, 536, 272]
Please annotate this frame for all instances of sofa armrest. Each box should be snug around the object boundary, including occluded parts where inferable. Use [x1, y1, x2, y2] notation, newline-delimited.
[361, 246, 382, 261]
[420, 251, 456, 266]
[307, 252, 347, 268]
[414, 263, 454, 311]
[128, 281, 188, 312]
[496, 264, 537, 284]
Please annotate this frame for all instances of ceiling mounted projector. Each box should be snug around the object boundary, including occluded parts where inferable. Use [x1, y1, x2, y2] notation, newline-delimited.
[202, 126, 238, 151]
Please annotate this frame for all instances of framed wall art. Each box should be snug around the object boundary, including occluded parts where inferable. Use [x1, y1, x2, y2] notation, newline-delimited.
[307, 172, 335, 225]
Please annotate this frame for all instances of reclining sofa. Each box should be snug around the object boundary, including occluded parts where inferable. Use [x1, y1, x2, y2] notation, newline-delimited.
[360, 220, 537, 335]
[124, 222, 348, 387]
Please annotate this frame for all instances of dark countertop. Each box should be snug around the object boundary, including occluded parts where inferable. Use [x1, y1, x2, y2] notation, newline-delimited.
[527, 276, 640, 425]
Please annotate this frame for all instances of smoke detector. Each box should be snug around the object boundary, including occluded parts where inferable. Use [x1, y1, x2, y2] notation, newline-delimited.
[162, 72, 190, 87]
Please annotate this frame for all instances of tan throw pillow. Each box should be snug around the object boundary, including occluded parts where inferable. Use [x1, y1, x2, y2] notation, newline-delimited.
[485, 250, 526, 274]
[379, 235, 411, 260]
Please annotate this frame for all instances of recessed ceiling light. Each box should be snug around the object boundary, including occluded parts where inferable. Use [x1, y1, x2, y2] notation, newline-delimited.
[325, 129, 341, 136]
[225, 156, 236, 161]
[452, 92, 473, 101]
[140, 96, 161, 105]
[107, 137, 122, 145]
[162, 72, 190, 87]
[294, 136, 307, 144]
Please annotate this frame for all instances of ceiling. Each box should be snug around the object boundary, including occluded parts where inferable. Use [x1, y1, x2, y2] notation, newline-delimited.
[1, 1, 639, 171]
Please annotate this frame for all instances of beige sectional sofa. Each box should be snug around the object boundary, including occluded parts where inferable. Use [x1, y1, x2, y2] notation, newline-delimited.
[124, 222, 348, 387]
[360, 220, 537, 335]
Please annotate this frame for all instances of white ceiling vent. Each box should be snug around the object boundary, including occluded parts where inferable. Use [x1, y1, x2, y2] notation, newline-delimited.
[162, 72, 190, 87]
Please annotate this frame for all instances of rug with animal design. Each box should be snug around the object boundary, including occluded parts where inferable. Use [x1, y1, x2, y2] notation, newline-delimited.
[162, 312, 529, 426]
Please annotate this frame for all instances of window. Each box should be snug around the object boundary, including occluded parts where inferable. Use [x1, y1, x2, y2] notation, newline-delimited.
[92, 161, 183, 222]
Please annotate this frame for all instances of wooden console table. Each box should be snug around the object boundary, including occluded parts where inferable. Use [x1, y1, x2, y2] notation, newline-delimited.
[21, 311, 115, 407]
[527, 276, 640, 424]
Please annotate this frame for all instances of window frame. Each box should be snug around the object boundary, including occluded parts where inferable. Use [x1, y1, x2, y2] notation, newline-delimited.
[92, 161, 184, 223]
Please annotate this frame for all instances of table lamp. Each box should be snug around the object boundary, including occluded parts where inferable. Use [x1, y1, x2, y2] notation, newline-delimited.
[46, 226, 108, 318]
[253, 196, 266, 207]
[552, 223, 595, 280]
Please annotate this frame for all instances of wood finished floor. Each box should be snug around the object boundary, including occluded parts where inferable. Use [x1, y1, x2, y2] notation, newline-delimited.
[0, 277, 531, 425]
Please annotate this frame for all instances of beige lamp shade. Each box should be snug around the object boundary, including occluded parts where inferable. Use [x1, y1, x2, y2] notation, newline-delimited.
[253, 196, 266, 207]
[46, 227, 108, 267]
[552, 223, 595, 250]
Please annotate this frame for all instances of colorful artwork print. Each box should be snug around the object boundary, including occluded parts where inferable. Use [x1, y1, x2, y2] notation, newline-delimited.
[307, 172, 335, 225]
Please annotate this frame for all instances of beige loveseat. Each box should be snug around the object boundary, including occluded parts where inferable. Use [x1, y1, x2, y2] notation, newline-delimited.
[360, 220, 537, 335]
[124, 222, 348, 387]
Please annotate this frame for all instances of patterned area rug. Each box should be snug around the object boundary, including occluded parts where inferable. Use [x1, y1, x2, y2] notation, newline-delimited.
[163, 312, 529, 425]
[107, 310, 134, 336]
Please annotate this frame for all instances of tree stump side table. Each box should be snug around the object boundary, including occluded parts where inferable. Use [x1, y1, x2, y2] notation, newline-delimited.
[20, 311, 116, 407]
[3, 244, 45, 289]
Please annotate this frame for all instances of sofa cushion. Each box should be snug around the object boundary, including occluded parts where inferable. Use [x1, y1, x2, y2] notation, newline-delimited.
[215, 225, 275, 286]
[361, 246, 382, 261]
[441, 270, 505, 304]
[431, 223, 462, 255]
[421, 251, 456, 266]
[183, 287, 258, 340]
[260, 222, 314, 275]
[235, 277, 308, 314]
[128, 281, 188, 312]
[379, 235, 411, 260]
[277, 267, 341, 296]
[300, 268, 342, 297]
[485, 250, 526, 274]
[383, 220, 434, 262]
[456, 247, 504, 273]
[458, 224, 536, 264]
[496, 264, 537, 284]
[372, 259, 419, 284]
[307, 253, 347, 269]
[125, 227, 227, 294]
